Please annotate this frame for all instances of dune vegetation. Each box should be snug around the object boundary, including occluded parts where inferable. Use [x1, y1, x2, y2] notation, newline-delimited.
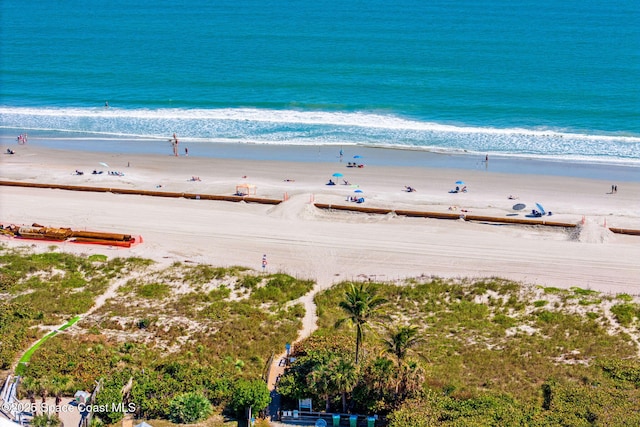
[2, 245, 640, 426]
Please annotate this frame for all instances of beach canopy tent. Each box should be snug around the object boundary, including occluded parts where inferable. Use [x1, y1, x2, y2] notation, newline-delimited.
[235, 183, 257, 196]
[135, 422, 153, 427]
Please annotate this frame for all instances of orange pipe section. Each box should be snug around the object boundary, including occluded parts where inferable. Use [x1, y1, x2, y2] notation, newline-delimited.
[0, 180, 282, 205]
[314, 203, 639, 235]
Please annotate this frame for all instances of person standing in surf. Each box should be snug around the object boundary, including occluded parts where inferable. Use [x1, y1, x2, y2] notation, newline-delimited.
[171, 133, 179, 156]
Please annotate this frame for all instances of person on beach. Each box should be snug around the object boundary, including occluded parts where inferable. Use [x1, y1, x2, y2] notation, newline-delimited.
[339, 148, 344, 162]
[185, 146, 188, 156]
[171, 133, 179, 156]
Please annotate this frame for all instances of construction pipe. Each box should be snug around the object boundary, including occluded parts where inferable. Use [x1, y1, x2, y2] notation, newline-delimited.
[0, 180, 282, 205]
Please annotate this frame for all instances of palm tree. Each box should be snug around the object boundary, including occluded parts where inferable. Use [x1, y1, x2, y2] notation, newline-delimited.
[335, 283, 387, 364]
[308, 362, 334, 412]
[362, 357, 395, 405]
[21, 377, 38, 413]
[328, 357, 358, 413]
[31, 413, 61, 427]
[396, 361, 426, 400]
[50, 376, 70, 418]
[38, 377, 49, 414]
[381, 325, 425, 399]
[381, 325, 423, 366]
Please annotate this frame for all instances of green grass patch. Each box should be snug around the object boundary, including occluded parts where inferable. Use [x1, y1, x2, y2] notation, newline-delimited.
[251, 274, 314, 304]
[571, 287, 600, 297]
[617, 294, 634, 302]
[542, 286, 566, 295]
[610, 303, 640, 327]
[137, 283, 171, 299]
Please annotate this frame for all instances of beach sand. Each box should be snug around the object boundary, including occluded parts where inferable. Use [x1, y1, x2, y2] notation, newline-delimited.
[2, 144, 640, 300]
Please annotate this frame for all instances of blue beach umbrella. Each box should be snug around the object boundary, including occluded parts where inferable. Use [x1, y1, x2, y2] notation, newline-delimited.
[455, 180, 465, 185]
[332, 172, 344, 177]
[535, 203, 546, 215]
[353, 155, 363, 159]
[354, 189, 363, 193]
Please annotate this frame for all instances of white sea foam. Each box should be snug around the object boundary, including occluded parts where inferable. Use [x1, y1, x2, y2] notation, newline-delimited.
[1, 106, 639, 164]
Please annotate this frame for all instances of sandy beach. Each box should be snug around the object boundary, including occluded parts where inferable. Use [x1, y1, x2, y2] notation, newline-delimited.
[2, 143, 640, 298]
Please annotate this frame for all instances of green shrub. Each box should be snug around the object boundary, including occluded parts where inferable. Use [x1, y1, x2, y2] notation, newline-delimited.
[616, 294, 634, 302]
[137, 283, 170, 299]
[536, 310, 562, 323]
[610, 303, 640, 327]
[229, 379, 270, 417]
[492, 314, 517, 328]
[571, 287, 599, 297]
[169, 392, 213, 424]
[95, 386, 126, 424]
[240, 275, 261, 290]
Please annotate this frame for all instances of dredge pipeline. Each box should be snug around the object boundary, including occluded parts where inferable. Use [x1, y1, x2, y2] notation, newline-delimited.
[1, 224, 136, 247]
[313, 203, 640, 236]
[0, 180, 282, 205]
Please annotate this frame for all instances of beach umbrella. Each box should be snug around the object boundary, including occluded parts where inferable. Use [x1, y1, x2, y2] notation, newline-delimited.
[512, 203, 526, 211]
[455, 180, 465, 185]
[99, 162, 109, 168]
[535, 203, 546, 215]
[332, 172, 344, 178]
[354, 189, 363, 193]
[353, 155, 363, 159]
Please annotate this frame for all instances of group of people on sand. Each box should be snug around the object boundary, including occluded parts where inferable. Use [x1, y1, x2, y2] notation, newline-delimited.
[404, 185, 416, 192]
[6, 148, 15, 155]
[346, 195, 365, 203]
[190, 176, 201, 181]
[16, 133, 27, 144]
[327, 179, 351, 186]
[450, 185, 467, 193]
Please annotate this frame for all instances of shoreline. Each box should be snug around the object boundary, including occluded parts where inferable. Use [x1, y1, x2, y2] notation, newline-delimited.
[2, 131, 639, 183]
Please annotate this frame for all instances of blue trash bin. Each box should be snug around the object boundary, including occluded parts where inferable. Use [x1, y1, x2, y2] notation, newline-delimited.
[349, 415, 357, 427]
[332, 414, 341, 427]
[367, 416, 376, 427]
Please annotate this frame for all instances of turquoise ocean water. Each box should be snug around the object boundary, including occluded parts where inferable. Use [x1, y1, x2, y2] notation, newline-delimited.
[1, 0, 639, 165]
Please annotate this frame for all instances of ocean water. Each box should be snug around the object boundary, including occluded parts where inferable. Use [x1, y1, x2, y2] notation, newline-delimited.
[1, 0, 639, 164]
